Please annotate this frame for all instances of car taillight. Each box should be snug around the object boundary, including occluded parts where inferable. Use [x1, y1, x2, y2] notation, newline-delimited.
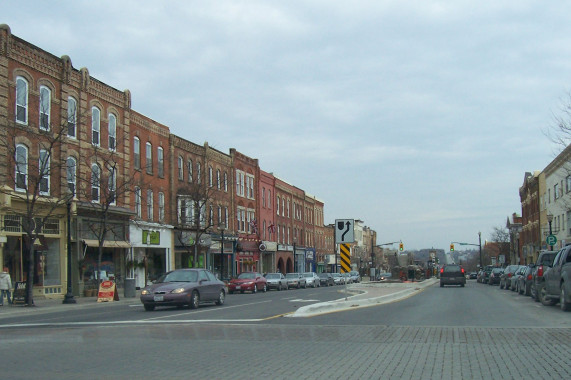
[440, 268, 444, 274]
[537, 266, 543, 277]
[461, 268, 465, 274]
[508, 273, 512, 278]
[527, 274, 532, 280]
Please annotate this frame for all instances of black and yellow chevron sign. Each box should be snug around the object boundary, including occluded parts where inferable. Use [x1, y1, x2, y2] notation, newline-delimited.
[340, 243, 351, 273]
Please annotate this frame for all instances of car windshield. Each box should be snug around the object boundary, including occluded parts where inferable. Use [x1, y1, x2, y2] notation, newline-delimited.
[160, 270, 197, 283]
[266, 274, 281, 279]
[285, 273, 298, 278]
[540, 253, 557, 266]
[238, 273, 255, 279]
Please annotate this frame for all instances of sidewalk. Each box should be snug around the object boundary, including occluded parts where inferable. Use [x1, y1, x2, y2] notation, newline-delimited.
[288, 277, 439, 317]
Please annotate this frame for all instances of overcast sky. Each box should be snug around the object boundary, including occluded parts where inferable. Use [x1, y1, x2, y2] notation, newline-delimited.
[4, 1, 569, 250]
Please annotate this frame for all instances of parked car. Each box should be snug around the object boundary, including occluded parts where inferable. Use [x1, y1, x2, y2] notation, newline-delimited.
[500, 265, 521, 290]
[341, 273, 353, 284]
[540, 246, 571, 310]
[318, 272, 335, 286]
[285, 272, 307, 289]
[228, 272, 267, 294]
[265, 273, 288, 291]
[302, 272, 320, 288]
[476, 270, 485, 283]
[140, 268, 226, 311]
[349, 271, 361, 283]
[530, 250, 558, 302]
[488, 267, 503, 285]
[481, 265, 494, 284]
[376, 272, 392, 281]
[510, 266, 527, 291]
[516, 265, 534, 296]
[440, 264, 466, 287]
[331, 273, 344, 285]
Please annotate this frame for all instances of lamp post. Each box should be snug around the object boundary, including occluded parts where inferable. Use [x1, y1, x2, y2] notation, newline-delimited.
[547, 213, 554, 251]
[478, 231, 482, 269]
[62, 200, 76, 304]
[293, 237, 297, 273]
[219, 223, 226, 280]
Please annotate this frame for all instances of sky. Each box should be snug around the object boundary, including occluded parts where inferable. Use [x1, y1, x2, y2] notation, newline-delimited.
[4, 1, 570, 250]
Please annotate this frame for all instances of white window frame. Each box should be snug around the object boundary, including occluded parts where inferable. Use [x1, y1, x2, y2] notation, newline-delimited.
[39, 86, 51, 131]
[224, 172, 228, 192]
[67, 97, 77, 138]
[133, 137, 140, 170]
[66, 156, 77, 196]
[108, 166, 117, 205]
[147, 189, 154, 221]
[15, 144, 28, 192]
[217, 169, 221, 189]
[39, 149, 50, 195]
[209, 166, 213, 187]
[146, 142, 153, 174]
[91, 164, 100, 203]
[92, 107, 100, 146]
[187, 159, 193, 182]
[157, 147, 164, 177]
[178, 156, 184, 180]
[15, 77, 28, 125]
[158, 192, 165, 222]
[134, 187, 142, 217]
[197, 162, 201, 184]
[178, 196, 195, 225]
[108, 114, 117, 151]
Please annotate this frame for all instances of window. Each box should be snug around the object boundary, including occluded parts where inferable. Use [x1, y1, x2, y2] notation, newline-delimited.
[567, 176, 571, 193]
[236, 170, 245, 197]
[15, 77, 28, 124]
[39, 86, 51, 131]
[39, 149, 50, 195]
[146, 142, 152, 174]
[187, 159, 193, 182]
[224, 206, 229, 227]
[91, 164, 101, 202]
[224, 172, 228, 192]
[178, 156, 184, 180]
[217, 205, 222, 225]
[178, 197, 194, 224]
[262, 188, 266, 208]
[67, 97, 77, 138]
[158, 192, 165, 222]
[287, 199, 290, 217]
[133, 137, 140, 170]
[66, 157, 77, 196]
[276, 195, 280, 215]
[209, 166, 213, 187]
[108, 114, 116, 151]
[237, 207, 246, 232]
[268, 190, 271, 209]
[147, 190, 154, 221]
[92, 107, 100, 146]
[246, 174, 255, 199]
[15, 144, 28, 191]
[157, 147, 164, 177]
[217, 169, 221, 189]
[282, 198, 285, 216]
[209, 205, 213, 225]
[554, 184, 559, 200]
[196, 162, 201, 184]
[134, 187, 142, 217]
[108, 166, 116, 204]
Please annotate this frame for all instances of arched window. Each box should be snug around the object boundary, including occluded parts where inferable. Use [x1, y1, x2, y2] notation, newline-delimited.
[187, 159, 193, 182]
[39, 86, 51, 131]
[108, 166, 116, 204]
[146, 142, 153, 174]
[15, 77, 28, 124]
[108, 114, 116, 151]
[134, 187, 142, 217]
[67, 97, 77, 138]
[133, 137, 140, 170]
[158, 192, 165, 221]
[92, 107, 100, 146]
[208, 166, 213, 187]
[15, 144, 28, 191]
[217, 169, 221, 189]
[39, 149, 50, 195]
[66, 157, 77, 196]
[158, 147, 164, 177]
[147, 189, 154, 220]
[178, 156, 184, 180]
[91, 164, 101, 202]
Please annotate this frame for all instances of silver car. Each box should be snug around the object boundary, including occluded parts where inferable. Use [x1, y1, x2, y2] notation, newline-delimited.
[331, 273, 344, 285]
[285, 272, 307, 289]
[265, 273, 288, 291]
[302, 272, 320, 288]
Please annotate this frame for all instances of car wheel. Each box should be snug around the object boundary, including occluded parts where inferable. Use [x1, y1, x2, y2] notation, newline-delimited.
[540, 285, 556, 306]
[500, 282, 504, 289]
[262, 284, 267, 293]
[561, 286, 571, 311]
[297, 283, 300, 289]
[215, 290, 225, 306]
[143, 304, 155, 311]
[285, 284, 289, 290]
[278, 284, 282, 291]
[304, 282, 307, 289]
[253, 285, 257, 294]
[519, 284, 524, 295]
[190, 291, 199, 309]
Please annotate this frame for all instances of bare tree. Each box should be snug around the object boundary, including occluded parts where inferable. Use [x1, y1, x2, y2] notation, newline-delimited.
[0, 113, 71, 306]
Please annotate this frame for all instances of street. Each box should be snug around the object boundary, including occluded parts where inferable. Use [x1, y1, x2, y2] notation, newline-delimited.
[1, 280, 570, 379]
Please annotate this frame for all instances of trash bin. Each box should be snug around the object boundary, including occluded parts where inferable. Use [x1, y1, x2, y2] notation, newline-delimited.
[124, 278, 136, 298]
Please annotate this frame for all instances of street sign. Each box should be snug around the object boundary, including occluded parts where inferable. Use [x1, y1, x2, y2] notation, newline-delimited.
[340, 243, 351, 273]
[546, 235, 557, 246]
[335, 219, 354, 244]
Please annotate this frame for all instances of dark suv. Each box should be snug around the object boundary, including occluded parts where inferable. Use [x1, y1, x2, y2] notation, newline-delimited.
[530, 250, 558, 302]
[440, 264, 466, 287]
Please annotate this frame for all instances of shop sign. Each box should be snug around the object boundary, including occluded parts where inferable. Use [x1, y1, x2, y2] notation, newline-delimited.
[97, 280, 120, 302]
[12, 281, 27, 305]
[143, 230, 160, 245]
[306, 251, 314, 259]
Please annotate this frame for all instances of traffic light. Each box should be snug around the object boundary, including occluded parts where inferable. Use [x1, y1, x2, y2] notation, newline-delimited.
[450, 243, 455, 252]
[399, 242, 404, 251]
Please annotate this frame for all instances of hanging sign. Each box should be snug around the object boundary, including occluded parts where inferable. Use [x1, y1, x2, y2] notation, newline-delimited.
[97, 280, 120, 302]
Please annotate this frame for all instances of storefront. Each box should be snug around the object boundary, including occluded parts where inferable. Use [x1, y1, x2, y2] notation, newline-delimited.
[209, 232, 236, 281]
[129, 221, 173, 289]
[305, 248, 316, 272]
[277, 244, 294, 273]
[235, 240, 260, 274]
[259, 241, 277, 274]
[174, 230, 210, 270]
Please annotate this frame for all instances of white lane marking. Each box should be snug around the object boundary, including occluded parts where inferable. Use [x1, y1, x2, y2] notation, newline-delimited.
[288, 299, 320, 303]
[0, 319, 265, 329]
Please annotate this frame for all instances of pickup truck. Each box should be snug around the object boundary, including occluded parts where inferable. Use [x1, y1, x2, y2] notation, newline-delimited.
[540, 245, 571, 311]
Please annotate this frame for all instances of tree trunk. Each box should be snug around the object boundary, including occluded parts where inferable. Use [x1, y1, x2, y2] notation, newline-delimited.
[26, 242, 35, 306]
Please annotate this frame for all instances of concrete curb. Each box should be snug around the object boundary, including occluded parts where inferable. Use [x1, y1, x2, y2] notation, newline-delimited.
[288, 277, 439, 317]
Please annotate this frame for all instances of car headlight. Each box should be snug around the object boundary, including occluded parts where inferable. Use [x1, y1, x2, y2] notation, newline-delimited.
[245, 281, 254, 285]
[141, 289, 150, 295]
[171, 288, 185, 294]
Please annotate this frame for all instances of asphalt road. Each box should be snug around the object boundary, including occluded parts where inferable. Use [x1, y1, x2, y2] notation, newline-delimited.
[1, 280, 570, 380]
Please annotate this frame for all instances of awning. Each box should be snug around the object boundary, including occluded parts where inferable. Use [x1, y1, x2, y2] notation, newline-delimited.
[83, 239, 131, 248]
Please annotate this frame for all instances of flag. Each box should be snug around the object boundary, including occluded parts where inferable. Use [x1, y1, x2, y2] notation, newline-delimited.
[268, 223, 275, 234]
[249, 219, 258, 234]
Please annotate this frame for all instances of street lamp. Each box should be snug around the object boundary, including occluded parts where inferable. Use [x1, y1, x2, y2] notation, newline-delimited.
[219, 222, 226, 280]
[547, 213, 554, 251]
[63, 199, 76, 304]
[478, 231, 482, 269]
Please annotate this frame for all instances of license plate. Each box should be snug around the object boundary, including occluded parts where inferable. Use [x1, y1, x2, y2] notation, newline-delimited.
[153, 295, 164, 302]
[236, 286, 241, 290]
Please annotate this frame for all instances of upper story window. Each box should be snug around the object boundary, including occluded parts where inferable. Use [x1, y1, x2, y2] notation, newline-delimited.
[158, 192, 165, 222]
[276, 195, 280, 215]
[217, 169, 221, 189]
[267, 190, 271, 209]
[133, 137, 140, 170]
[66, 156, 77, 196]
[67, 97, 77, 138]
[178, 196, 195, 225]
[134, 187, 142, 217]
[287, 199, 290, 217]
[15, 77, 28, 124]
[187, 159, 193, 182]
[224, 172, 228, 192]
[196, 162, 201, 184]
[178, 156, 184, 180]
[147, 189, 154, 221]
[39, 86, 51, 131]
[262, 188, 266, 207]
[108, 166, 117, 204]
[108, 114, 117, 151]
[15, 144, 28, 191]
[91, 164, 101, 203]
[157, 147, 164, 177]
[39, 149, 50, 195]
[236, 170, 245, 197]
[246, 174, 255, 199]
[145, 142, 153, 174]
[91, 107, 100, 146]
[208, 166, 213, 187]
